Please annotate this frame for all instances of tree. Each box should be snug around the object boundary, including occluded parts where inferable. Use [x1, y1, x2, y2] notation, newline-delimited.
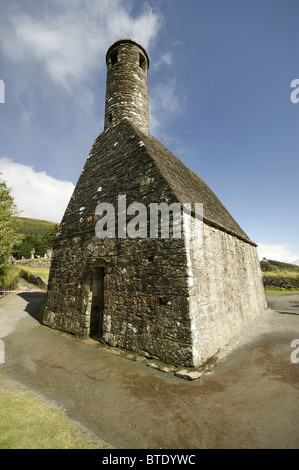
[0, 178, 22, 287]
[33, 238, 48, 257]
[41, 224, 58, 248]
[14, 237, 34, 260]
[12, 224, 59, 260]
[33, 225, 58, 257]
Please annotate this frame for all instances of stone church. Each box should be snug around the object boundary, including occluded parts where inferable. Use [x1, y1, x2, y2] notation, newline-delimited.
[43, 39, 267, 368]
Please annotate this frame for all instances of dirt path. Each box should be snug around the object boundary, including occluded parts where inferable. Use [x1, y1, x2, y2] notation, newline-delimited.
[0, 292, 298, 449]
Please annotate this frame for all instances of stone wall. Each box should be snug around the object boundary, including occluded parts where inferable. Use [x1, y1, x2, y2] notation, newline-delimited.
[44, 218, 267, 368]
[13, 259, 51, 268]
[44, 118, 267, 368]
[186, 219, 267, 367]
[44, 117, 201, 366]
[44, 235, 194, 366]
[262, 275, 299, 289]
[19, 269, 48, 290]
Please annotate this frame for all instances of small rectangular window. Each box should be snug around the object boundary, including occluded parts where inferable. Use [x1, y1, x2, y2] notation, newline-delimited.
[139, 53, 146, 70]
[110, 49, 118, 68]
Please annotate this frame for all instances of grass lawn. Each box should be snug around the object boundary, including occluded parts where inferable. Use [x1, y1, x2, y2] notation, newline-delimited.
[263, 270, 299, 294]
[265, 288, 299, 296]
[19, 265, 50, 282]
[0, 382, 102, 449]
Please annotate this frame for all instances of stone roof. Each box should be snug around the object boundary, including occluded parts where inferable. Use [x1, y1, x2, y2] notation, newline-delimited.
[131, 123, 255, 245]
[58, 120, 255, 246]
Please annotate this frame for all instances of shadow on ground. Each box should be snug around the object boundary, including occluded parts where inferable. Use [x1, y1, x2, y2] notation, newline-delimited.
[19, 292, 46, 325]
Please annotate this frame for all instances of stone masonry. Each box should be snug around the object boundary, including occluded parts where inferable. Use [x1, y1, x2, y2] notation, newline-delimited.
[43, 39, 267, 368]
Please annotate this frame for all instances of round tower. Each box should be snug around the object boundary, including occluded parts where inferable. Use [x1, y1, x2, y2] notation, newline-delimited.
[104, 39, 150, 134]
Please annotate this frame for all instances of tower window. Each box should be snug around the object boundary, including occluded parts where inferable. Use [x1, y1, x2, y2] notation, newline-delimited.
[139, 53, 146, 71]
[109, 113, 112, 123]
[109, 49, 118, 68]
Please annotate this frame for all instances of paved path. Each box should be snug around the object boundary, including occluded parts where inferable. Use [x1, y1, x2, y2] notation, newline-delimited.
[0, 292, 298, 449]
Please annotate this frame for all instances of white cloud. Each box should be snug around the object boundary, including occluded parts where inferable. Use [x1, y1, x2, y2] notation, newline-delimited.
[1, 0, 161, 91]
[257, 243, 299, 266]
[0, 157, 74, 223]
[154, 52, 173, 70]
[150, 78, 185, 134]
[152, 78, 184, 114]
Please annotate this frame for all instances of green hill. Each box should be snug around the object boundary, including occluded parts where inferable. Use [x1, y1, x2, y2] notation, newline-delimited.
[16, 217, 58, 238]
[261, 258, 299, 293]
[261, 259, 299, 272]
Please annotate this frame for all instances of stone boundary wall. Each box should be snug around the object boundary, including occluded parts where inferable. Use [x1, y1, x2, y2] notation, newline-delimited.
[19, 270, 48, 290]
[13, 259, 51, 268]
[263, 275, 299, 289]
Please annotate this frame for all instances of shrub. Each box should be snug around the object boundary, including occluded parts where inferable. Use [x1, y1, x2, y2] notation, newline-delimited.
[0, 265, 20, 291]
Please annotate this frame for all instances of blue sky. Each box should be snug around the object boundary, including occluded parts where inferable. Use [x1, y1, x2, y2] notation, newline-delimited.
[0, 0, 298, 264]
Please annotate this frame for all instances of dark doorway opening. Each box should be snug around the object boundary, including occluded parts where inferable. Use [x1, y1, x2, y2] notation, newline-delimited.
[89, 267, 105, 338]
